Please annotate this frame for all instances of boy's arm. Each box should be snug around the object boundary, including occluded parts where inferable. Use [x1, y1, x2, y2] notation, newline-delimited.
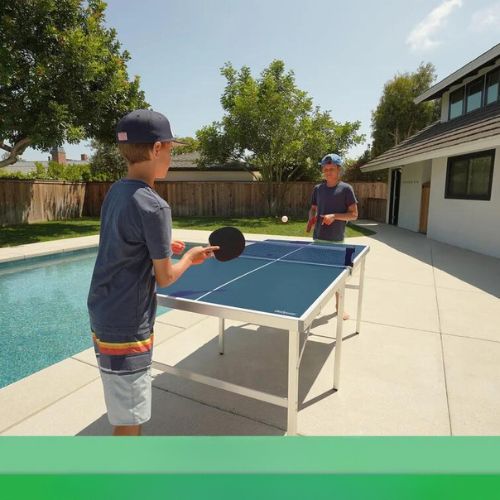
[153, 245, 218, 288]
[330, 203, 358, 221]
[320, 204, 358, 225]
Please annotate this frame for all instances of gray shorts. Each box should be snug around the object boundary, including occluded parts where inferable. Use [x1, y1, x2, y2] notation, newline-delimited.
[100, 368, 152, 426]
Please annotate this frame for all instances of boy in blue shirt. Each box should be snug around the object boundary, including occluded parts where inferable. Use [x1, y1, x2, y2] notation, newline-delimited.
[307, 153, 358, 319]
[87, 109, 218, 436]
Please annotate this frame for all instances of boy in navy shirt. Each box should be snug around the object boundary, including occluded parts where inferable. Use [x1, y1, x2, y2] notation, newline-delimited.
[88, 109, 218, 436]
[307, 153, 358, 319]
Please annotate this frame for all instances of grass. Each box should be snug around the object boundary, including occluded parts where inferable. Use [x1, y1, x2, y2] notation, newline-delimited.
[0, 216, 375, 247]
[172, 216, 376, 238]
[0, 218, 101, 247]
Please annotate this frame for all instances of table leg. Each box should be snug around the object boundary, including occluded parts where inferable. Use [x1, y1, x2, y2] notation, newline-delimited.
[218, 318, 225, 355]
[287, 329, 300, 435]
[356, 257, 366, 335]
[334, 288, 344, 390]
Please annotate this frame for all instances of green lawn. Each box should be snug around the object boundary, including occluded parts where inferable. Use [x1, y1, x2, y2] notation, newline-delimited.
[0, 216, 375, 247]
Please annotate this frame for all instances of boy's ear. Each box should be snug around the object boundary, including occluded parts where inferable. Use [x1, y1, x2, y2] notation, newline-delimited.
[152, 141, 163, 158]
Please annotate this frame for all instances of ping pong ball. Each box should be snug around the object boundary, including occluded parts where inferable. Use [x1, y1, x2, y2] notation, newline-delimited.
[281, 216, 288, 223]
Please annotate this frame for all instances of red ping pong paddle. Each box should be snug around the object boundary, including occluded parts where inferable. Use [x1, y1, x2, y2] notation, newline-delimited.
[208, 227, 246, 262]
[306, 216, 317, 233]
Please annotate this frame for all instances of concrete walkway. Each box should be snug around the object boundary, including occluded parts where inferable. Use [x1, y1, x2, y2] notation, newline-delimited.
[1, 222, 499, 435]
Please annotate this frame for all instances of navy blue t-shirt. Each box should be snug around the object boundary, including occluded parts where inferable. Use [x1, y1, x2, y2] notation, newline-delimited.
[311, 181, 357, 241]
[87, 179, 172, 337]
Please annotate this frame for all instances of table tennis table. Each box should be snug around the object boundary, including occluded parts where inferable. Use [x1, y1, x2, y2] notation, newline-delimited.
[155, 239, 369, 435]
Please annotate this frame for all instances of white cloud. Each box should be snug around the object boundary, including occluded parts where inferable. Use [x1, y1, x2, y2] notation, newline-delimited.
[470, 3, 500, 32]
[406, 0, 463, 52]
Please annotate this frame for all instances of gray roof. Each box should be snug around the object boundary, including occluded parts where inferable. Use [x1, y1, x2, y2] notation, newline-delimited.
[170, 151, 199, 169]
[170, 151, 258, 171]
[415, 43, 500, 104]
[362, 101, 500, 170]
[2, 159, 87, 173]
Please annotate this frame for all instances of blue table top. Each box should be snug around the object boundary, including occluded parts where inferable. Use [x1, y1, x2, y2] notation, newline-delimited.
[157, 240, 367, 318]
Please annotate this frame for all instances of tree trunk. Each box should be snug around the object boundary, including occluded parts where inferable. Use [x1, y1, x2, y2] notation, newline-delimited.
[0, 137, 32, 169]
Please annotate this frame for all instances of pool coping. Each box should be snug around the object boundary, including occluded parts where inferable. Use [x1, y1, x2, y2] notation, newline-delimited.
[0, 229, 313, 265]
[0, 229, 344, 434]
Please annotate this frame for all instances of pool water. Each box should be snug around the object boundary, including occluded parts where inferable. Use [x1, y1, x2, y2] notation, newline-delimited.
[0, 249, 170, 389]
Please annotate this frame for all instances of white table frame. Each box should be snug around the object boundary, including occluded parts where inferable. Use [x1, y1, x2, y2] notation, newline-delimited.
[154, 244, 369, 435]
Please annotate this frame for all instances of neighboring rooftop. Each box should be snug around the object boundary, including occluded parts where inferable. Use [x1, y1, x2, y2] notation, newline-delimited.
[170, 151, 258, 171]
[362, 101, 500, 170]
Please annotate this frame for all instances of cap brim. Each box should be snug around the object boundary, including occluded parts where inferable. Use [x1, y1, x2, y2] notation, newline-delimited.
[166, 138, 188, 147]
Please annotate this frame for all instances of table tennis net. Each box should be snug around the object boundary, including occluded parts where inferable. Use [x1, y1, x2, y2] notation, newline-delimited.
[242, 241, 355, 267]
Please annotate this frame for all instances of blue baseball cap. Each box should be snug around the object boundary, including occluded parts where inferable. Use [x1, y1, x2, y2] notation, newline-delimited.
[320, 153, 343, 167]
[116, 109, 183, 145]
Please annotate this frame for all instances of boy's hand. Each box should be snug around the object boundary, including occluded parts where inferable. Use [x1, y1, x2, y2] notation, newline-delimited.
[320, 214, 335, 226]
[171, 240, 185, 255]
[186, 245, 220, 265]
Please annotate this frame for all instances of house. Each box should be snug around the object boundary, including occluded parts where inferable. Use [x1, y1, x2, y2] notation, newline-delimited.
[362, 43, 500, 258]
[4, 147, 89, 174]
[167, 151, 261, 181]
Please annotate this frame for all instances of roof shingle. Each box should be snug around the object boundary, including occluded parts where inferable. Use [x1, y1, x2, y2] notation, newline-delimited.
[363, 101, 500, 169]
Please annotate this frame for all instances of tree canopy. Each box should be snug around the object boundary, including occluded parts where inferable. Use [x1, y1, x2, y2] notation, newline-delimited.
[371, 63, 440, 157]
[0, 0, 147, 168]
[196, 60, 364, 213]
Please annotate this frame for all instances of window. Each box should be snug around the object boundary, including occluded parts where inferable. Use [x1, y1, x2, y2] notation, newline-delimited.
[465, 75, 484, 112]
[449, 87, 464, 119]
[445, 150, 495, 200]
[486, 69, 500, 105]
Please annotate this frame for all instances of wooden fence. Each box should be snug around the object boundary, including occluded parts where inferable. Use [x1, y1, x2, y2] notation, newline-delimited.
[0, 180, 86, 225]
[1, 179, 387, 225]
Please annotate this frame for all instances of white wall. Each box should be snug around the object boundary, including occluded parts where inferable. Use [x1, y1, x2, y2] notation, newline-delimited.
[427, 147, 500, 258]
[398, 161, 431, 232]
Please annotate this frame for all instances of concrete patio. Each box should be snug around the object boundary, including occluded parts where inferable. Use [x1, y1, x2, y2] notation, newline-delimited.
[1, 221, 499, 436]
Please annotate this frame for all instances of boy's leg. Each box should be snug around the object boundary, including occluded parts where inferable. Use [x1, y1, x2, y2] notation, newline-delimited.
[93, 331, 154, 435]
[313, 239, 350, 320]
[113, 425, 142, 436]
[335, 292, 350, 320]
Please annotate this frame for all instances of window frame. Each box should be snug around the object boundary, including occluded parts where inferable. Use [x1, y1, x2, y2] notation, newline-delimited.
[445, 149, 495, 201]
[448, 86, 465, 120]
[485, 68, 500, 106]
[448, 66, 500, 120]
[465, 75, 485, 113]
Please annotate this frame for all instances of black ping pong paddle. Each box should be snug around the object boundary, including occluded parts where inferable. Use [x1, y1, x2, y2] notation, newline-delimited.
[208, 227, 246, 262]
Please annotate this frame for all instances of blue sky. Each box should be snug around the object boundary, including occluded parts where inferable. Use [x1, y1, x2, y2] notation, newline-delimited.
[23, 0, 500, 161]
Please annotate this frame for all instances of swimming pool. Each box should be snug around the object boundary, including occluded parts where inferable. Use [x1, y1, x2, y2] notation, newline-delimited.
[0, 248, 170, 389]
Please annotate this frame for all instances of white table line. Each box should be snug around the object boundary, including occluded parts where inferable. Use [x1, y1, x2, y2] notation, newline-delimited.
[195, 246, 305, 302]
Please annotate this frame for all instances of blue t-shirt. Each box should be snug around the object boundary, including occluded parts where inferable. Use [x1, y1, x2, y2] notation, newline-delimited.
[87, 179, 172, 337]
[311, 181, 357, 241]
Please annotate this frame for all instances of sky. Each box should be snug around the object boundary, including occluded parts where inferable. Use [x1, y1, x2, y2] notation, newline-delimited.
[22, 0, 500, 161]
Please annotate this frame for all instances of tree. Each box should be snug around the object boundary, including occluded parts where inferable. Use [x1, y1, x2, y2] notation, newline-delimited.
[0, 0, 147, 169]
[196, 60, 364, 214]
[171, 137, 199, 156]
[89, 140, 126, 181]
[343, 148, 388, 182]
[371, 63, 440, 157]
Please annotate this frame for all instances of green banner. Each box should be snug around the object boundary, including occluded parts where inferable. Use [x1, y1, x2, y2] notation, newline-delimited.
[1, 437, 500, 474]
[1, 437, 499, 499]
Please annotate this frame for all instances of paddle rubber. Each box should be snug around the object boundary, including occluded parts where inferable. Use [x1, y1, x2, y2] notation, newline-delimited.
[208, 226, 246, 262]
[306, 216, 317, 233]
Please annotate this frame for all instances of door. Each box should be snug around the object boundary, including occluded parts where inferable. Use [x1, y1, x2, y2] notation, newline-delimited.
[419, 182, 430, 234]
[388, 169, 401, 225]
